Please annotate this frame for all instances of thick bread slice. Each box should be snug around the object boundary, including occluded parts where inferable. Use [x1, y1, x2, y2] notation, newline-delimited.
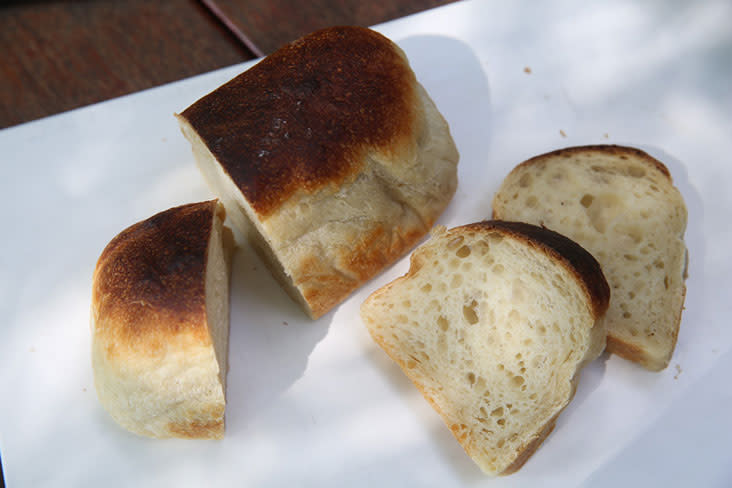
[177, 26, 458, 319]
[493, 145, 688, 371]
[361, 221, 610, 475]
[91, 200, 235, 439]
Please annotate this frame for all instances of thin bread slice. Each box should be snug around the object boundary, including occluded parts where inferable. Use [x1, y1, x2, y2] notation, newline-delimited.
[493, 145, 688, 371]
[361, 221, 609, 475]
[91, 200, 235, 439]
[176, 26, 458, 319]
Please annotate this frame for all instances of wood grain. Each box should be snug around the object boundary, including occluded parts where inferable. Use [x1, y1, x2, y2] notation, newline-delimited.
[0, 0, 455, 129]
[207, 0, 458, 55]
[0, 1, 253, 129]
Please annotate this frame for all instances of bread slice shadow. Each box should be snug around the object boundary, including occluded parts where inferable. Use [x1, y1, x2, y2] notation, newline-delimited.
[224, 242, 333, 435]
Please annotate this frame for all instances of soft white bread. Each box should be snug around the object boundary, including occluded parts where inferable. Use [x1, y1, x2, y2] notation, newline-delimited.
[91, 200, 235, 439]
[361, 221, 610, 475]
[493, 145, 688, 371]
[176, 26, 458, 319]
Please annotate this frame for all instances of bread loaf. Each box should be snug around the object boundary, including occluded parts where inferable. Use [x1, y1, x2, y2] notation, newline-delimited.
[361, 221, 609, 475]
[177, 26, 459, 319]
[91, 200, 235, 439]
[493, 145, 687, 371]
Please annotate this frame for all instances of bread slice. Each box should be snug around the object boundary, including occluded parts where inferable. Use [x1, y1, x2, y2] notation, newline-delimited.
[91, 200, 235, 439]
[493, 145, 688, 371]
[176, 26, 458, 319]
[361, 221, 610, 475]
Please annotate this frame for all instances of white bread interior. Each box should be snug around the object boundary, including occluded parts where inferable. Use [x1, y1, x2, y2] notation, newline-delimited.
[493, 146, 687, 371]
[361, 223, 608, 475]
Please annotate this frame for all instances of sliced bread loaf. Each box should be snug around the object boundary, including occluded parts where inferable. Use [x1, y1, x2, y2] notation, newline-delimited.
[177, 26, 458, 319]
[493, 145, 688, 371]
[91, 200, 235, 439]
[361, 221, 609, 475]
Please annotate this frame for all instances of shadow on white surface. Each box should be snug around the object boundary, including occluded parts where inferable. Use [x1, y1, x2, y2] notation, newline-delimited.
[225, 243, 333, 435]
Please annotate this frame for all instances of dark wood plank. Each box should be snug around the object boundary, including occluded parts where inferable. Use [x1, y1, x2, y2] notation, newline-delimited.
[0, 1, 254, 129]
[204, 0, 459, 55]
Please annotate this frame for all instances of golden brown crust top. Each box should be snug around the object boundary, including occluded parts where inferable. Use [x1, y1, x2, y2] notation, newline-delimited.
[92, 200, 219, 353]
[515, 145, 672, 180]
[179, 26, 418, 217]
[464, 221, 611, 319]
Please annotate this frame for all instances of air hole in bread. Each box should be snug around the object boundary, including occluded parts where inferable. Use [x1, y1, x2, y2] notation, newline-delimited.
[519, 173, 532, 188]
[624, 254, 637, 261]
[397, 314, 408, 324]
[629, 327, 639, 337]
[437, 316, 449, 331]
[421, 283, 432, 293]
[451, 274, 464, 288]
[497, 418, 506, 426]
[654, 259, 664, 269]
[512, 376, 525, 387]
[628, 291, 636, 300]
[623, 312, 632, 318]
[492, 264, 505, 275]
[627, 166, 646, 177]
[497, 438, 505, 448]
[467, 372, 476, 386]
[580, 194, 594, 208]
[491, 407, 504, 417]
[456, 245, 472, 258]
[664, 275, 669, 289]
[463, 300, 479, 325]
[526, 195, 538, 208]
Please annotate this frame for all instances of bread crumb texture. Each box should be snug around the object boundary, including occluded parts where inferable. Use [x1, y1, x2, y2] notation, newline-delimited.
[361, 221, 608, 475]
[493, 145, 688, 371]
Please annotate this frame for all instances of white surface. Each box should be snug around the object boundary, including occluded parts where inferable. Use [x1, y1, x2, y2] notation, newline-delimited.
[2, 0, 731, 486]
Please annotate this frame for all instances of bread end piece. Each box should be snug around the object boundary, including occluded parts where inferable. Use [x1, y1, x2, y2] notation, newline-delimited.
[91, 200, 234, 439]
[177, 26, 458, 319]
[493, 145, 687, 371]
[361, 221, 609, 475]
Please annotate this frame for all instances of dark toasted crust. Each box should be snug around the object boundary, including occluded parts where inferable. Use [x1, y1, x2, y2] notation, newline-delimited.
[92, 200, 219, 352]
[465, 221, 610, 319]
[179, 26, 418, 217]
[512, 145, 672, 180]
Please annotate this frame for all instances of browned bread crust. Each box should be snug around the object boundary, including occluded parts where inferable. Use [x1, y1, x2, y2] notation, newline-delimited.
[511, 145, 672, 180]
[180, 26, 418, 218]
[91, 200, 231, 439]
[92, 201, 218, 352]
[177, 26, 459, 319]
[472, 221, 610, 320]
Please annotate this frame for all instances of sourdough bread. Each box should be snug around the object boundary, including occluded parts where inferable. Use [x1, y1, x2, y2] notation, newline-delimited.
[361, 221, 609, 475]
[493, 145, 687, 371]
[91, 200, 235, 439]
[177, 26, 458, 319]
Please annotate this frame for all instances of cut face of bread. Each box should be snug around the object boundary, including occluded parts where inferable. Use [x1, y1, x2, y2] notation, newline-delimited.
[361, 221, 609, 475]
[493, 145, 688, 371]
[91, 200, 235, 439]
[177, 26, 458, 319]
